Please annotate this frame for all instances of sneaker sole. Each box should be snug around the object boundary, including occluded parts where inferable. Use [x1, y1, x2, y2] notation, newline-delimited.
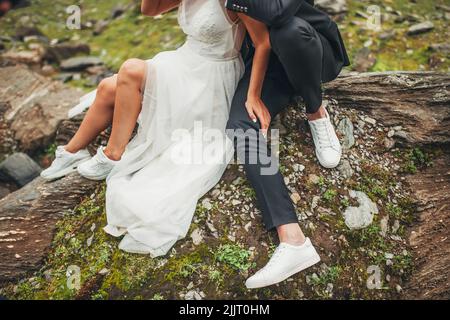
[77, 168, 111, 181]
[315, 149, 341, 169]
[41, 158, 91, 181]
[246, 253, 321, 289]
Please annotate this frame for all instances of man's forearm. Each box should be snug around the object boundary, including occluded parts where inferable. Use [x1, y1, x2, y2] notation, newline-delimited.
[226, 0, 306, 26]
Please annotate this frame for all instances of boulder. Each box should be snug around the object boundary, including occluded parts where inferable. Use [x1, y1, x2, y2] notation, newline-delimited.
[0, 65, 83, 152]
[324, 72, 450, 146]
[0, 153, 41, 187]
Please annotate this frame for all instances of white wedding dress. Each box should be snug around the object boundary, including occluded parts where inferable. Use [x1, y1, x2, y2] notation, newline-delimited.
[69, 0, 245, 256]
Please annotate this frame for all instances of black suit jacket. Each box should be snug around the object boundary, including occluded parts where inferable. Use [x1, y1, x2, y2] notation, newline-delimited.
[226, 0, 350, 83]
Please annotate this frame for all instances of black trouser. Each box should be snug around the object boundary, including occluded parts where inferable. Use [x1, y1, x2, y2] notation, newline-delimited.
[226, 17, 324, 230]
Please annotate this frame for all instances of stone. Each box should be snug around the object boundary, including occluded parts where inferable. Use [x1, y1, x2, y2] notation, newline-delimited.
[0, 65, 83, 151]
[407, 21, 434, 36]
[45, 42, 90, 63]
[343, 190, 379, 230]
[184, 289, 203, 300]
[0, 153, 41, 187]
[60, 56, 103, 71]
[315, 0, 348, 15]
[190, 228, 203, 246]
[308, 174, 320, 185]
[1, 49, 43, 64]
[111, 4, 128, 19]
[93, 20, 110, 36]
[383, 137, 395, 149]
[337, 117, 355, 149]
[290, 192, 301, 205]
[428, 43, 450, 54]
[337, 159, 354, 179]
[353, 47, 376, 72]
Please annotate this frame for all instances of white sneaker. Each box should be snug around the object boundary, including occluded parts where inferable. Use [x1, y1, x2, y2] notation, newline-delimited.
[245, 238, 320, 289]
[77, 146, 118, 180]
[40, 146, 91, 180]
[309, 110, 342, 168]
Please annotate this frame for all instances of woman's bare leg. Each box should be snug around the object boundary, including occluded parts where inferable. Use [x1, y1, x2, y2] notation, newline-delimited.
[103, 58, 147, 161]
[65, 75, 117, 153]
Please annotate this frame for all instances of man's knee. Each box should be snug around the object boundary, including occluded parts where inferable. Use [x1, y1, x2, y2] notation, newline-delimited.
[270, 17, 318, 52]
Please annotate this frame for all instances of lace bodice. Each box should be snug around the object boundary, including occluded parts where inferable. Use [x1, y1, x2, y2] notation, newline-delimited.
[178, 0, 245, 60]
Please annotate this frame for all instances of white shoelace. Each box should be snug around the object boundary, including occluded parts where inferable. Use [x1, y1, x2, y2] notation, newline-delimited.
[312, 120, 333, 149]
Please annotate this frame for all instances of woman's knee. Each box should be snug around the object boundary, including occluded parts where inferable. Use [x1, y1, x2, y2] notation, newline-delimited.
[97, 75, 117, 98]
[118, 58, 146, 86]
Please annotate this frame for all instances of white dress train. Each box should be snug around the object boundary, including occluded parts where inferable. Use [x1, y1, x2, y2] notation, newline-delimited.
[69, 0, 245, 256]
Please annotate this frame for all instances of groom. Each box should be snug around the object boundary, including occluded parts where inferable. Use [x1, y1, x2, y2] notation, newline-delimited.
[225, 0, 350, 288]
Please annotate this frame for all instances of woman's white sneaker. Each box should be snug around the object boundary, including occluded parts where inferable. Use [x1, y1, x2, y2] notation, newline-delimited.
[245, 238, 321, 289]
[77, 146, 118, 180]
[308, 110, 342, 169]
[40, 146, 91, 180]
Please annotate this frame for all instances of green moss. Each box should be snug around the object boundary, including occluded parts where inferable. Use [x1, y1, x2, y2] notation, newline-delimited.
[214, 243, 253, 272]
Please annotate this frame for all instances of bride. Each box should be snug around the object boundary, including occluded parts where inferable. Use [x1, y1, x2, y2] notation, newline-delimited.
[41, 0, 272, 256]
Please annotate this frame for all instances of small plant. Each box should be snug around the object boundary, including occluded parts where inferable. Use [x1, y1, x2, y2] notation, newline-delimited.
[208, 268, 224, 286]
[317, 176, 326, 188]
[243, 186, 256, 200]
[402, 148, 432, 173]
[151, 293, 164, 300]
[215, 244, 253, 272]
[323, 189, 337, 202]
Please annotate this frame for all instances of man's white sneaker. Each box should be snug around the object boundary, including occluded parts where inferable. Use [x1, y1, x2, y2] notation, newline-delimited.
[40, 146, 91, 180]
[77, 146, 118, 180]
[309, 110, 342, 169]
[245, 238, 321, 289]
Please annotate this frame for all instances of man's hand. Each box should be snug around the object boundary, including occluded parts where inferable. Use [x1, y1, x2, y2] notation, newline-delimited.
[246, 96, 271, 137]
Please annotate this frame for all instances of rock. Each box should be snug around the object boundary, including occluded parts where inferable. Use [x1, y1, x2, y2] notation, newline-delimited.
[337, 159, 354, 179]
[311, 196, 320, 211]
[0, 153, 41, 187]
[184, 289, 203, 300]
[111, 4, 128, 19]
[0, 65, 83, 151]
[290, 192, 301, 205]
[308, 174, 320, 185]
[404, 152, 450, 299]
[315, 0, 348, 14]
[45, 42, 90, 63]
[55, 72, 74, 83]
[190, 228, 203, 246]
[343, 190, 379, 230]
[428, 43, 450, 54]
[407, 21, 434, 36]
[14, 26, 45, 41]
[379, 30, 396, 41]
[0, 174, 99, 282]
[380, 216, 389, 237]
[41, 64, 56, 76]
[1, 49, 43, 64]
[324, 72, 450, 146]
[0, 184, 12, 199]
[383, 137, 395, 149]
[60, 56, 103, 71]
[337, 117, 355, 149]
[353, 47, 376, 72]
[93, 20, 110, 36]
